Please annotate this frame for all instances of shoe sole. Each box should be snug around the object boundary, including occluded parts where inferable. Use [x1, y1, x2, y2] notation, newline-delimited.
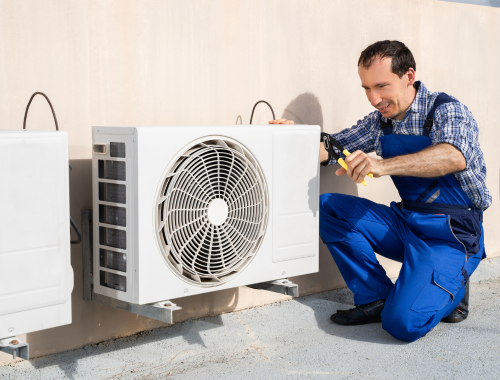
[441, 315, 468, 323]
[330, 316, 382, 326]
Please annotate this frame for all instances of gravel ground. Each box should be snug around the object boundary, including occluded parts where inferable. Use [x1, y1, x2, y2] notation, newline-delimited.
[1, 258, 500, 380]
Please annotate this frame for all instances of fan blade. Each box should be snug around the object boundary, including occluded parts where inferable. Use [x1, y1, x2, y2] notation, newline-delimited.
[216, 140, 228, 148]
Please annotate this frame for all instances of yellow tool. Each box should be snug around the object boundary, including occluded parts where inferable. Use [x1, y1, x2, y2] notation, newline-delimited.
[342, 150, 374, 178]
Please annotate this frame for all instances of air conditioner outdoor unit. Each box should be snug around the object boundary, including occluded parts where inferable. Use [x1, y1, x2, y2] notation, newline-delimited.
[92, 125, 319, 305]
[0, 130, 73, 340]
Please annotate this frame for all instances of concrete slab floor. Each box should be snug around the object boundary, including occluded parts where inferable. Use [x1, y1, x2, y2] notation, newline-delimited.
[1, 258, 500, 380]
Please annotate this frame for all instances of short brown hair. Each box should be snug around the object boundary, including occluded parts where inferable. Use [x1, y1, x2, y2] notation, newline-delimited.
[358, 40, 416, 78]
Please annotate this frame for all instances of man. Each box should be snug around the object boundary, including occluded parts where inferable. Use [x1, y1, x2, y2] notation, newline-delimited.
[270, 40, 490, 342]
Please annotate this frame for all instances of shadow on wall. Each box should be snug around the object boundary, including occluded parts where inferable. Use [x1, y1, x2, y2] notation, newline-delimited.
[282, 92, 324, 127]
[282, 92, 358, 297]
[281, 92, 358, 198]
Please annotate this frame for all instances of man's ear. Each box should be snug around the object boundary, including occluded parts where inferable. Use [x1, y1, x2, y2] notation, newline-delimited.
[406, 68, 416, 86]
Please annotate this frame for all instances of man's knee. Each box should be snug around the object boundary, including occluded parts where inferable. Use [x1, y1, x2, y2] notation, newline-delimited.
[319, 193, 351, 217]
[381, 302, 431, 343]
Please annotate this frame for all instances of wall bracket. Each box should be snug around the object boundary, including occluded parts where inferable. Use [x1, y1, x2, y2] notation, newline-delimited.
[0, 337, 29, 360]
[247, 279, 299, 297]
[81, 209, 182, 324]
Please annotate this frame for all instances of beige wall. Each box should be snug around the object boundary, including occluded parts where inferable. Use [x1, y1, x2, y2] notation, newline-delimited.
[1, 0, 499, 360]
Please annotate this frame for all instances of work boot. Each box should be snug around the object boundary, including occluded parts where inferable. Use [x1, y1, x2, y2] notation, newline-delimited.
[441, 282, 469, 323]
[330, 299, 385, 325]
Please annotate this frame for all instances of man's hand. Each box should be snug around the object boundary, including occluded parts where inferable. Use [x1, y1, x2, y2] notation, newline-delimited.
[337, 143, 466, 184]
[338, 150, 383, 183]
[269, 119, 294, 124]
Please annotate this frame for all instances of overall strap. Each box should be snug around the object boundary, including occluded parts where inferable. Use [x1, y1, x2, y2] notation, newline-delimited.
[379, 116, 393, 136]
[422, 93, 458, 136]
[379, 92, 458, 137]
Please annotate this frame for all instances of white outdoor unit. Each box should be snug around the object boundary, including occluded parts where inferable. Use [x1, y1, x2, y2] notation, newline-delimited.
[0, 130, 73, 340]
[92, 125, 319, 304]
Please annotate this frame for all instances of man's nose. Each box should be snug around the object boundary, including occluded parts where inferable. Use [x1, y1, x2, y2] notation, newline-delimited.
[369, 91, 382, 108]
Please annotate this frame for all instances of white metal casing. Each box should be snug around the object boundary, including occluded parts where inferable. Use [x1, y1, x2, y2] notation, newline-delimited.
[92, 125, 320, 304]
[0, 130, 73, 339]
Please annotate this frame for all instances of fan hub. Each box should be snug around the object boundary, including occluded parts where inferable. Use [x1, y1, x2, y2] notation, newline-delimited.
[207, 198, 229, 226]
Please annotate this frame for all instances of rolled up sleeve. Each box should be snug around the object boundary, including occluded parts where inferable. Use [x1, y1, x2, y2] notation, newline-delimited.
[432, 102, 478, 170]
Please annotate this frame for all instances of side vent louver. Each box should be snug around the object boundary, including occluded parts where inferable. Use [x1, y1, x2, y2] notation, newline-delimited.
[100, 271, 127, 292]
[97, 142, 128, 292]
[110, 142, 126, 158]
[100, 249, 127, 272]
[99, 204, 126, 227]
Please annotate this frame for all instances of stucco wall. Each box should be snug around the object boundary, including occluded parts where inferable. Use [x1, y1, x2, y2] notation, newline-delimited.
[0, 0, 499, 360]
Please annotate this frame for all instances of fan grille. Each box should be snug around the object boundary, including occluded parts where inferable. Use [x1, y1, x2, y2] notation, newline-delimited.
[155, 137, 268, 286]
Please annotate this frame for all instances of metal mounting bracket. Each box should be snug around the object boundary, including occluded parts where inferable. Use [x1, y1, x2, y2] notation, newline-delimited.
[247, 278, 299, 297]
[81, 209, 182, 324]
[0, 337, 29, 360]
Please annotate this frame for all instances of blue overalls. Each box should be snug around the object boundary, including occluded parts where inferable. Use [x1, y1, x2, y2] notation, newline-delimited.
[320, 93, 486, 342]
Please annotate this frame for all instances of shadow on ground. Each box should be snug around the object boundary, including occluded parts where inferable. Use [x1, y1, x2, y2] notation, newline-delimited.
[26, 314, 225, 379]
[292, 290, 407, 346]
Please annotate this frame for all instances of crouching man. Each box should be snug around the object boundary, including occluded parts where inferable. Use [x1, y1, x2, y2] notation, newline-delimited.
[270, 40, 490, 342]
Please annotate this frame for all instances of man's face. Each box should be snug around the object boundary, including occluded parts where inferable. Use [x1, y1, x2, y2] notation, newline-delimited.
[358, 57, 415, 120]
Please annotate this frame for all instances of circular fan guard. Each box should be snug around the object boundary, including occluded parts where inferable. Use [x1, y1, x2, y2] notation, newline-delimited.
[155, 137, 268, 287]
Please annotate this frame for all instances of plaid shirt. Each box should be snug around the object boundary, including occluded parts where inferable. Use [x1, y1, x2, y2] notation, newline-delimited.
[327, 81, 492, 210]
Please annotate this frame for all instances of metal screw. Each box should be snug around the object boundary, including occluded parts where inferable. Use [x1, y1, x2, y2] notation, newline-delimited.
[10, 340, 19, 346]
[184, 289, 188, 293]
[100, 289, 102, 292]
[133, 139, 136, 142]
[134, 298, 137, 301]
[97, 129, 99, 132]
[282, 271, 286, 275]
[8, 327, 13, 333]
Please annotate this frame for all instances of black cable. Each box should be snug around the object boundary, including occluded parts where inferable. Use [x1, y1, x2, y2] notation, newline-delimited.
[70, 216, 82, 245]
[23, 92, 82, 244]
[249, 100, 276, 124]
[23, 92, 59, 131]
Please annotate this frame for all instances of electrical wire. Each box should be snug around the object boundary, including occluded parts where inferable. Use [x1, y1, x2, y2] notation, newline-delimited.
[22, 92, 82, 244]
[23, 92, 59, 131]
[249, 100, 276, 124]
[70, 216, 82, 245]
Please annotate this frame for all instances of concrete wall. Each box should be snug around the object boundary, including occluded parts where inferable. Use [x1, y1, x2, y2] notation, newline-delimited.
[0, 0, 498, 360]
